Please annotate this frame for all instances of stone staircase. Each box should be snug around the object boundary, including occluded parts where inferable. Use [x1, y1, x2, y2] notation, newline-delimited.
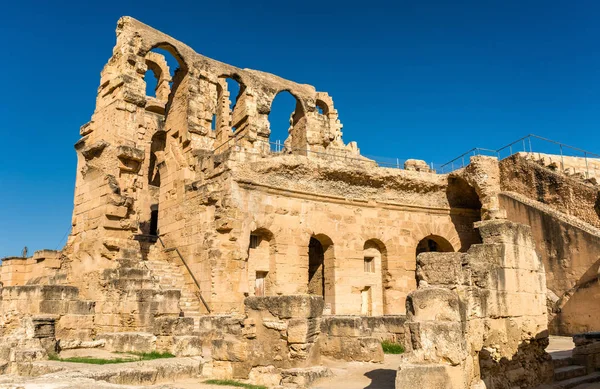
[143, 245, 205, 328]
[552, 356, 600, 388]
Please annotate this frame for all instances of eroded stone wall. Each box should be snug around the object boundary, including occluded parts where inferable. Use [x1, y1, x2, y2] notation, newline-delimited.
[501, 192, 600, 335]
[396, 220, 552, 389]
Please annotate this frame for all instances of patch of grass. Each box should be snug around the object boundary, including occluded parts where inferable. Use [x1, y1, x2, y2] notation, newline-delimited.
[47, 351, 175, 365]
[381, 340, 405, 354]
[204, 379, 267, 389]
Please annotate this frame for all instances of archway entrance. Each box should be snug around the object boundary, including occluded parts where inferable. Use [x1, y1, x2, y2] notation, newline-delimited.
[416, 235, 454, 256]
[308, 237, 324, 296]
[308, 234, 335, 313]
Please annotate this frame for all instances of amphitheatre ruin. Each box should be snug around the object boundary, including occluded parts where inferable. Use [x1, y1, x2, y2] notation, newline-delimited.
[2, 16, 600, 389]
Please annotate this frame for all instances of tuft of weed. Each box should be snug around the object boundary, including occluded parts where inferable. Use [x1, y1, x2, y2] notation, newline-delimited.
[381, 340, 405, 354]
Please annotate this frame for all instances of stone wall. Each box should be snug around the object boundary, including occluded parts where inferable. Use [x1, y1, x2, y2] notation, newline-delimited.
[319, 316, 406, 362]
[209, 296, 325, 382]
[516, 152, 600, 182]
[396, 220, 552, 389]
[501, 191, 600, 335]
[500, 154, 600, 228]
[0, 251, 63, 287]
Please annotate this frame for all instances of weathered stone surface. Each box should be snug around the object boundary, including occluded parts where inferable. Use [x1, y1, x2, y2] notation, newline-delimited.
[97, 332, 156, 353]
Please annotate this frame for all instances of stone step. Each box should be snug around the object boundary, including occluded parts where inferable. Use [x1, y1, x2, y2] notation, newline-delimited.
[104, 268, 153, 279]
[554, 365, 588, 382]
[21, 357, 204, 385]
[108, 279, 158, 290]
[554, 372, 600, 389]
[553, 357, 574, 369]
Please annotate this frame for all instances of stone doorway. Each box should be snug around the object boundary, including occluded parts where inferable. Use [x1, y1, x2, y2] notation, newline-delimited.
[308, 235, 335, 314]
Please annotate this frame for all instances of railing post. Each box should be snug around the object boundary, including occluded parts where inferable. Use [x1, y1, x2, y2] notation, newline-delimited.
[528, 136, 533, 154]
[509, 145, 512, 156]
[560, 144, 564, 172]
[585, 152, 589, 179]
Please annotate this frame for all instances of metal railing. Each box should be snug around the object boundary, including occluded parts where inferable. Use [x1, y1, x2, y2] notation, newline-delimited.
[439, 134, 600, 177]
[214, 132, 441, 170]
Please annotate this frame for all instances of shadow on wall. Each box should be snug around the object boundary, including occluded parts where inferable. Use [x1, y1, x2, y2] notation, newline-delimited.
[551, 273, 600, 335]
[445, 175, 483, 251]
[479, 334, 552, 389]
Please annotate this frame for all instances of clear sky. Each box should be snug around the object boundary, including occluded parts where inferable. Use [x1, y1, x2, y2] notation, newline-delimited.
[1, 0, 599, 257]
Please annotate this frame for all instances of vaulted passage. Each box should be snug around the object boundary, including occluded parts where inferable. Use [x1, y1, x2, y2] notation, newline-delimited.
[308, 237, 325, 297]
[416, 235, 454, 255]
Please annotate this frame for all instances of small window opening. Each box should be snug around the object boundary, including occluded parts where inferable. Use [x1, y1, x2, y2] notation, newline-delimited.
[316, 104, 324, 115]
[364, 257, 375, 273]
[211, 114, 217, 130]
[249, 234, 260, 249]
[149, 208, 159, 236]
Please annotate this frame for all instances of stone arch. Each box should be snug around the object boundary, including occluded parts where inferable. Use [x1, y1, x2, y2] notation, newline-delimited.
[247, 228, 275, 297]
[308, 233, 336, 313]
[416, 234, 455, 256]
[267, 89, 307, 153]
[315, 98, 330, 116]
[214, 75, 247, 145]
[363, 239, 387, 316]
[148, 131, 166, 187]
[143, 51, 172, 104]
[145, 42, 188, 72]
[268, 90, 306, 152]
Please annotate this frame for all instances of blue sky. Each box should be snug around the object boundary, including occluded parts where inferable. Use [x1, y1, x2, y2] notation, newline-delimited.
[1, 0, 599, 257]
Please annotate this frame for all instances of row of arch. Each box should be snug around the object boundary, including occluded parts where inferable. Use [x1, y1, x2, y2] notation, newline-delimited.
[247, 228, 454, 315]
[141, 47, 330, 151]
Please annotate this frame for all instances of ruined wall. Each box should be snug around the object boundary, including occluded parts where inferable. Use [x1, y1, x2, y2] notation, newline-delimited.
[501, 192, 600, 335]
[516, 152, 600, 182]
[0, 251, 63, 287]
[396, 220, 552, 389]
[500, 154, 600, 228]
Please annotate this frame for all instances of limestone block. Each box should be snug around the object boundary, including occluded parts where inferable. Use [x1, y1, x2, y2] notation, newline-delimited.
[211, 338, 249, 362]
[320, 336, 383, 362]
[248, 365, 282, 387]
[153, 317, 194, 336]
[416, 252, 466, 286]
[97, 332, 156, 353]
[171, 336, 202, 357]
[395, 363, 465, 389]
[408, 321, 466, 365]
[320, 317, 365, 337]
[245, 295, 324, 319]
[406, 287, 460, 322]
[287, 318, 320, 344]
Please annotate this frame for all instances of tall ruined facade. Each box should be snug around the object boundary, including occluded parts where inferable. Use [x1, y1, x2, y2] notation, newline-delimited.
[4, 16, 600, 388]
[65, 16, 484, 317]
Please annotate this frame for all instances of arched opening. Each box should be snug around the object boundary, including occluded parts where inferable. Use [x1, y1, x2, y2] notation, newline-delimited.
[315, 99, 329, 116]
[247, 229, 274, 297]
[268, 91, 303, 152]
[214, 76, 245, 146]
[308, 234, 335, 313]
[148, 131, 166, 187]
[363, 239, 387, 316]
[416, 235, 454, 256]
[149, 205, 159, 236]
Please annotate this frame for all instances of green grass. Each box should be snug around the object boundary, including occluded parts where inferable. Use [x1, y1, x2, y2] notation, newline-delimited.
[48, 351, 175, 365]
[381, 340, 405, 354]
[204, 379, 267, 389]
